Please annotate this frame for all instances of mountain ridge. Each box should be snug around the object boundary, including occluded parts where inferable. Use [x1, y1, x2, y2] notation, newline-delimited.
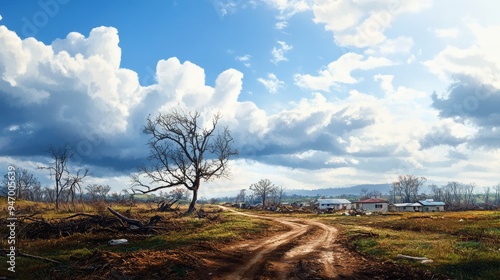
[286, 183, 391, 197]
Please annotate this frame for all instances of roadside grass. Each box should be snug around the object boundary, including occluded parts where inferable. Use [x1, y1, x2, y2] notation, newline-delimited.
[320, 211, 500, 279]
[0, 200, 285, 279]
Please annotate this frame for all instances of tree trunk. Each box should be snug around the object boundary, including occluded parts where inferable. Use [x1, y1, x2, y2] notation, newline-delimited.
[187, 186, 199, 214]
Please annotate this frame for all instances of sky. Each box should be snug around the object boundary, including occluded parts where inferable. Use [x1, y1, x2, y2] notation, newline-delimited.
[1, 0, 499, 198]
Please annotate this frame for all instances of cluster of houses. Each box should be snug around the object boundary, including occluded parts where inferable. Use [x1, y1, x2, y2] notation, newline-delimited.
[316, 198, 446, 213]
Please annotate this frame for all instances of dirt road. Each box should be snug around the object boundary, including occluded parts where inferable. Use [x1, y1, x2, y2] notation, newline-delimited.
[211, 207, 360, 280]
[69, 207, 447, 280]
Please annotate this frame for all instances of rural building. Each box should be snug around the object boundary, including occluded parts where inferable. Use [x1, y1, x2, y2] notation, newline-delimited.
[418, 199, 446, 212]
[352, 198, 389, 213]
[316, 199, 351, 211]
[389, 203, 423, 212]
[389, 199, 446, 212]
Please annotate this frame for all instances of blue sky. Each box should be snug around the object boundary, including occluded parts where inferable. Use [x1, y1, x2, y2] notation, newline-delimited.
[1, 0, 499, 198]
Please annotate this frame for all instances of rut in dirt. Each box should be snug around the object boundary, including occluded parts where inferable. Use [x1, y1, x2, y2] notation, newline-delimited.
[214, 207, 342, 280]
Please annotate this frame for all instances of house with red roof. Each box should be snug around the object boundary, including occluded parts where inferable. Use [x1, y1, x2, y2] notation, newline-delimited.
[352, 198, 389, 213]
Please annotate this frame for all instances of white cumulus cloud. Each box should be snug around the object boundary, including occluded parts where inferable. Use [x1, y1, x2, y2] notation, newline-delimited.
[236, 54, 251, 67]
[271, 40, 293, 64]
[294, 52, 394, 91]
[424, 23, 500, 89]
[257, 73, 285, 94]
[311, 0, 431, 48]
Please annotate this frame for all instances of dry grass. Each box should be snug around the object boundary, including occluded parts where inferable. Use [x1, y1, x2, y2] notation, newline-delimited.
[0, 199, 285, 279]
[322, 211, 500, 280]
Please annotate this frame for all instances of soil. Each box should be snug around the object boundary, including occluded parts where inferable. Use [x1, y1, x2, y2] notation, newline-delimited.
[67, 207, 450, 280]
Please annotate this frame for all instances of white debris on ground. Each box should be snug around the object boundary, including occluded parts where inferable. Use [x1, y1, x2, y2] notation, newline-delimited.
[109, 239, 129, 245]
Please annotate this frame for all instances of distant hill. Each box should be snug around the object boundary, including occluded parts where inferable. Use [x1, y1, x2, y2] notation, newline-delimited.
[287, 183, 391, 197]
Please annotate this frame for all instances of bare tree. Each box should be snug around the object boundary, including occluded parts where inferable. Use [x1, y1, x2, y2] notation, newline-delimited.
[429, 184, 443, 202]
[463, 183, 476, 209]
[131, 109, 238, 214]
[445, 181, 462, 208]
[275, 186, 286, 205]
[360, 188, 369, 199]
[389, 188, 397, 204]
[494, 183, 500, 207]
[85, 184, 111, 201]
[120, 188, 131, 201]
[392, 175, 427, 203]
[42, 187, 55, 203]
[2, 168, 40, 200]
[484, 186, 491, 204]
[30, 182, 44, 201]
[67, 168, 89, 205]
[169, 187, 187, 200]
[39, 146, 71, 210]
[367, 189, 382, 199]
[250, 179, 277, 208]
[39, 145, 90, 210]
[235, 189, 246, 204]
[390, 182, 403, 203]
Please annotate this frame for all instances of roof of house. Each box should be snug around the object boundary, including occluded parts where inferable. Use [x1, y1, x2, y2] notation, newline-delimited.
[316, 199, 351, 204]
[418, 199, 446, 206]
[353, 198, 389, 203]
[392, 203, 422, 207]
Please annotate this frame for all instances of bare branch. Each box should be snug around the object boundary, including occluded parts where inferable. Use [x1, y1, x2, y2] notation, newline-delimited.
[132, 109, 237, 213]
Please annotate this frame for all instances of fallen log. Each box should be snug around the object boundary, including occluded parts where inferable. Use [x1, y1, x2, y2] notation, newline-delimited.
[107, 207, 145, 228]
[107, 207, 163, 228]
[158, 198, 179, 212]
[63, 212, 100, 219]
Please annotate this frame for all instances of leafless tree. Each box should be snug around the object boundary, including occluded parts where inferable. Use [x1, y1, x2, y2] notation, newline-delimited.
[484, 186, 491, 204]
[360, 188, 369, 199]
[2, 168, 40, 200]
[120, 188, 131, 201]
[250, 179, 277, 208]
[276, 186, 286, 205]
[67, 168, 89, 205]
[444, 181, 462, 208]
[247, 193, 256, 205]
[39, 146, 71, 210]
[42, 187, 56, 203]
[494, 183, 500, 206]
[39, 145, 90, 210]
[429, 184, 443, 202]
[30, 182, 44, 201]
[392, 175, 427, 203]
[85, 184, 111, 201]
[390, 182, 403, 203]
[463, 183, 476, 209]
[131, 109, 238, 214]
[235, 189, 246, 204]
[169, 187, 188, 200]
[367, 189, 382, 199]
[389, 189, 397, 204]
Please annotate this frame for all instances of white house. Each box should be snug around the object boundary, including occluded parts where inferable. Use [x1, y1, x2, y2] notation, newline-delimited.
[390, 199, 446, 212]
[316, 199, 351, 211]
[390, 203, 423, 212]
[353, 198, 389, 213]
[418, 199, 446, 212]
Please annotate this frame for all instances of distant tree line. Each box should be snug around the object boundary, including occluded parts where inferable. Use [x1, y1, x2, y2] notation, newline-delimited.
[386, 175, 500, 210]
[428, 181, 500, 210]
[0, 165, 193, 207]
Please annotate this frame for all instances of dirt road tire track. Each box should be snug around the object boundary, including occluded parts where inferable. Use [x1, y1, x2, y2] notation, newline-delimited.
[215, 207, 342, 280]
